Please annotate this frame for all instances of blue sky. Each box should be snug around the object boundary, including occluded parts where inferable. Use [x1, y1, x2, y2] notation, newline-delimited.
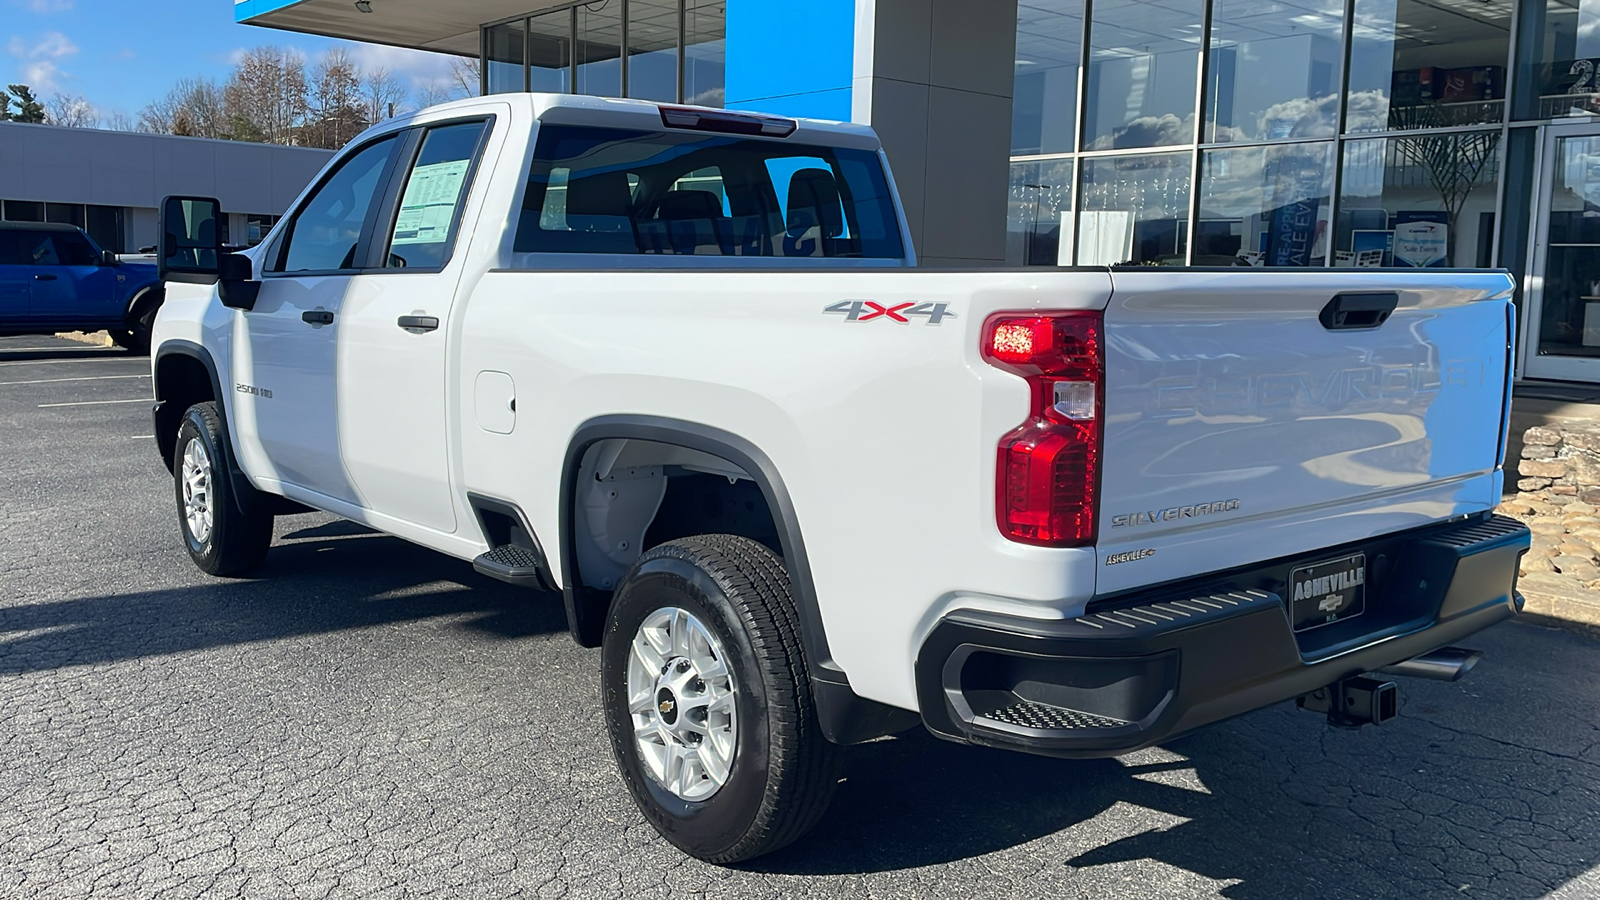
[4, 0, 462, 122]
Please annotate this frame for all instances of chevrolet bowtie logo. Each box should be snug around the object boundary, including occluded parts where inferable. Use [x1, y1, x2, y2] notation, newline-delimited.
[659, 699, 675, 715]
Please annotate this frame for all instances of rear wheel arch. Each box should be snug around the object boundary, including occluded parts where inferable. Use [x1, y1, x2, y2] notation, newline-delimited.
[559, 418, 836, 669]
[559, 416, 919, 746]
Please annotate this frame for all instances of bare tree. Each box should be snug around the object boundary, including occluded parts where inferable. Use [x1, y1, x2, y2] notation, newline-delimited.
[224, 47, 308, 144]
[415, 79, 455, 110]
[49, 93, 98, 128]
[304, 48, 366, 149]
[139, 78, 228, 138]
[361, 65, 407, 125]
[448, 56, 481, 99]
[105, 110, 137, 132]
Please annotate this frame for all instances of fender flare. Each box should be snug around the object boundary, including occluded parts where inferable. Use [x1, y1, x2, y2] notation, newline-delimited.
[151, 340, 258, 517]
[560, 417, 915, 743]
[122, 283, 165, 328]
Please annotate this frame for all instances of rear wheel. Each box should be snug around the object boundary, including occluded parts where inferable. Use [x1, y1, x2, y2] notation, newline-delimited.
[601, 535, 842, 863]
[173, 402, 272, 576]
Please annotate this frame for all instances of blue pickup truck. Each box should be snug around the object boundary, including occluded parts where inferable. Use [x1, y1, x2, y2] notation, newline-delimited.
[0, 222, 164, 353]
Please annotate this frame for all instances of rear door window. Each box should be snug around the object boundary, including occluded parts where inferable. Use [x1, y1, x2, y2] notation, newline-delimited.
[514, 125, 903, 259]
[381, 119, 490, 270]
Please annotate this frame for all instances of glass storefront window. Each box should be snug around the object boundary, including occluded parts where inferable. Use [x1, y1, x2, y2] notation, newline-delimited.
[684, 0, 726, 108]
[1335, 132, 1501, 267]
[485, 19, 527, 93]
[1078, 153, 1192, 264]
[576, 1, 622, 97]
[628, 0, 680, 103]
[1007, 159, 1075, 265]
[1083, 0, 1203, 150]
[1013, 0, 1084, 156]
[1519, 0, 1600, 120]
[528, 9, 573, 93]
[1535, 134, 1600, 359]
[1198, 143, 1335, 265]
[1346, 0, 1511, 133]
[1205, 0, 1343, 143]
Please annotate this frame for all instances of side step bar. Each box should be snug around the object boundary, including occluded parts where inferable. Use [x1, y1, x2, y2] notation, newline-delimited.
[473, 545, 546, 588]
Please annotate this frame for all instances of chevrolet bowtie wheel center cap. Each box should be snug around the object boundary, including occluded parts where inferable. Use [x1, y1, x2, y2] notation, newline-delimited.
[627, 607, 739, 802]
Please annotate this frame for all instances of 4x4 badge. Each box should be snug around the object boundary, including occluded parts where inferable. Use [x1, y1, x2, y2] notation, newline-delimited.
[824, 300, 957, 325]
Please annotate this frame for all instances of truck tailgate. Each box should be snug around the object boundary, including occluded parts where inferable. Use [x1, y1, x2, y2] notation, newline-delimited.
[1095, 270, 1515, 595]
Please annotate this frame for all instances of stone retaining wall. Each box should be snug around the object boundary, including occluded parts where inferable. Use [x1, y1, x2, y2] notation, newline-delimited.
[1499, 421, 1600, 627]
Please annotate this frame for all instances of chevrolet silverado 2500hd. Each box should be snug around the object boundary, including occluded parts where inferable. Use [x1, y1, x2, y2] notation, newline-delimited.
[147, 94, 1531, 864]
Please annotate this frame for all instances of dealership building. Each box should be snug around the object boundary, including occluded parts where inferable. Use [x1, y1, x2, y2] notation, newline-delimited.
[0, 121, 331, 253]
[238, 0, 1600, 384]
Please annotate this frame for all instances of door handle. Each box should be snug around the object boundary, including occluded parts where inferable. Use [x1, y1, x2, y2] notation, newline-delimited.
[397, 315, 440, 333]
[1319, 292, 1398, 330]
[33, 273, 57, 281]
[302, 310, 335, 326]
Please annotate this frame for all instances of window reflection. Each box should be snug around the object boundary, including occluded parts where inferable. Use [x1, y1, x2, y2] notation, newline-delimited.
[1008, 159, 1075, 265]
[1336, 133, 1500, 267]
[1014, 0, 1085, 155]
[1205, 0, 1343, 143]
[685, 0, 726, 108]
[1083, 0, 1203, 150]
[629, 0, 679, 103]
[576, 1, 622, 97]
[1522, 0, 1600, 119]
[1079, 154, 1192, 264]
[529, 9, 572, 93]
[1199, 143, 1334, 265]
[485, 20, 526, 93]
[1346, 0, 1511, 132]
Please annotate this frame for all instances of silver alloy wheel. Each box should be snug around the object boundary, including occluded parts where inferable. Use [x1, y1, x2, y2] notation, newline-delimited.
[627, 606, 739, 801]
[180, 437, 214, 545]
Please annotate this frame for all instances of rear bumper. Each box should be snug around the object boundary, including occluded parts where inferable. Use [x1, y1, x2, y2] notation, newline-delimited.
[915, 514, 1530, 758]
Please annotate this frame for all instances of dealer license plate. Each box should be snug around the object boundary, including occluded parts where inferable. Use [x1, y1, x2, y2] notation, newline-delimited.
[1290, 553, 1367, 632]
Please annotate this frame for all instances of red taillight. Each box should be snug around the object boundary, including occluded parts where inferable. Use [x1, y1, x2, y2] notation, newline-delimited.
[982, 312, 1103, 547]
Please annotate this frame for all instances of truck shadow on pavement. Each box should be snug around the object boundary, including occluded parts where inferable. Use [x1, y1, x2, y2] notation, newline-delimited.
[756, 626, 1600, 899]
[0, 529, 568, 676]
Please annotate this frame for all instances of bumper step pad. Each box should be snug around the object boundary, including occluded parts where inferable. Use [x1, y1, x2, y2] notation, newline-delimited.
[981, 701, 1129, 731]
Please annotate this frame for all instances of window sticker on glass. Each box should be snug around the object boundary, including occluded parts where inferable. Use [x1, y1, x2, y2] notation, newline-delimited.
[392, 160, 470, 246]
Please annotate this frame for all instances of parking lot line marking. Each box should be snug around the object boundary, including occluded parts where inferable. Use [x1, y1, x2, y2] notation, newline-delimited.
[37, 398, 150, 408]
[0, 348, 118, 355]
[130, 435, 154, 439]
[0, 374, 150, 386]
[0, 357, 139, 368]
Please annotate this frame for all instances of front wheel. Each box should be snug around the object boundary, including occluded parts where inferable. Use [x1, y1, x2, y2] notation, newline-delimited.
[173, 402, 272, 576]
[601, 535, 842, 864]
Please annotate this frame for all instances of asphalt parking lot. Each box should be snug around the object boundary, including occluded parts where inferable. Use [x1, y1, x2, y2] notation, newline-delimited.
[2, 333, 1599, 899]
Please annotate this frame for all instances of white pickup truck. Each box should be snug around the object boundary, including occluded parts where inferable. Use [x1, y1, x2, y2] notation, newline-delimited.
[149, 94, 1531, 863]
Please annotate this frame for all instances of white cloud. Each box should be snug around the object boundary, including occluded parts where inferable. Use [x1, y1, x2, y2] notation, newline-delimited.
[347, 43, 459, 90]
[7, 30, 77, 92]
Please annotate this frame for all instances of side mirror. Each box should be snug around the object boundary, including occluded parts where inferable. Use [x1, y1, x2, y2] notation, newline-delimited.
[99, 249, 121, 267]
[217, 253, 260, 311]
[158, 195, 223, 284]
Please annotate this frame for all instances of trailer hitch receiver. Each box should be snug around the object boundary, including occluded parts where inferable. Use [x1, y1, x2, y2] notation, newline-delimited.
[1297, 675, 1398, 728]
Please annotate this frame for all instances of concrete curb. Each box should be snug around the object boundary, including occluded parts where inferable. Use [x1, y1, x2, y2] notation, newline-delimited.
[54, 330, 115, 347]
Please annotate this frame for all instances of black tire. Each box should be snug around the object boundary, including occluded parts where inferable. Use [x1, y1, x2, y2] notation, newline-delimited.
[173, 402, 273, 576]
[601, 534, 842, 864]
[113, 304, 157, 355]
